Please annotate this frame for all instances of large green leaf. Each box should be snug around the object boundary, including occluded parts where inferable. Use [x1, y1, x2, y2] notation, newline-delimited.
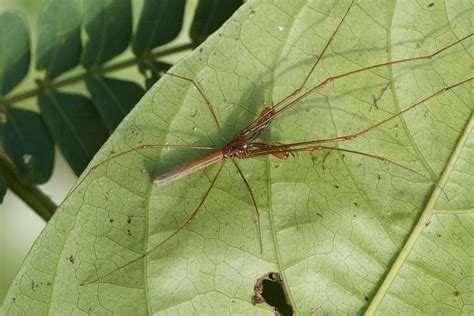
[2, 0, 473, 314]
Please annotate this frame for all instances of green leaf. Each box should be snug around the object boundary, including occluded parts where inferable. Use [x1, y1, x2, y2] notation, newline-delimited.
[2, 0, 473, 314]
[81, 0, 132, 68]
[38, 91, 109, 175]
[190, 0, 243, 47]
[0, 11, 30, 96]
[0, 176, 6, 203]
[2, 108, 54, 185]
[375, 122, 474, 315]
[132, 0, 186, 56]
[36, 0, 81, 80]
[86, 77, 144, 132]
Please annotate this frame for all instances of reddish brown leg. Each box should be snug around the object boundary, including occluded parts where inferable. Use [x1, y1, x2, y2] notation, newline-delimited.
[230, 159, 263, 253]
[246, 77, 471, 169]
[65, 143, 215, 201]
[276, 144, 448, 198]
[168, 73, 266, 252]
[285, 77, 473, 148]
[372, 81, 392, 109]
[164, 73, 225, 141]
[271, 0, 355, 108]
[244, 33, 473, 134]
[271, 34, 473, 120]
[294, 145, 428, 179]
[81, 161, 225, 286]
[247, 143, 436, 185]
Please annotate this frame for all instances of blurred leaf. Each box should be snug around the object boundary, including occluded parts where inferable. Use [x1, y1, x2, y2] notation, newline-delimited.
[2, 0, 473, 314]
[190, 0, 243, 47]
[0, 11, 30, 96]
[86, 77, 144, 132]
[138, 60, 172, 89]
[36, 0, 81, 79]
[81, 0, 132, 68]
[132, 0, 186, 56]
[2, 108, 54, 185]
[0, 176, 6, 203]
[38, 91, 108, 175]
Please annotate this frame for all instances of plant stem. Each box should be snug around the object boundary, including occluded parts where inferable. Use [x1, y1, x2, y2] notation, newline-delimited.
[0, 153, 57, 221]
[0, 42, 194, 106]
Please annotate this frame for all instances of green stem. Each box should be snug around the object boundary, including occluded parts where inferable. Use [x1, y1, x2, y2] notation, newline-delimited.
[0, 42, 194, 106]
[0, 153, 57, 221]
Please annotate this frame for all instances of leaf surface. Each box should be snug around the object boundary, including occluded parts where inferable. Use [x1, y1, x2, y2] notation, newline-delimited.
[2, 0, 473, 314]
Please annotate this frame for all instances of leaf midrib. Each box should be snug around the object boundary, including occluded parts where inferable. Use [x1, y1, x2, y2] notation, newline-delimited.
[366, 114, 474, 313]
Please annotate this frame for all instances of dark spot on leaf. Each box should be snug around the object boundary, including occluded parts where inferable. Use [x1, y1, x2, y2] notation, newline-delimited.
[31, 281, 39, 291]
[354, 202, 359, 207]
[127, 229, 132, 236]
[109, 218, 114, 223]
[334, 185, 339, 189]
[12, 297, 15, 302]
[316, 213, 323, 217]
[199, 47, 203, 53]
[127, 216, 132, 224]
[353, 214, 357, 218]
[252, 272, 293, 316]
[47, 282, 51, 286]
[68, 255, 75, 264]
[453, 291, 460, 297]
[365, 295, 369, 301]
[438, 234, 442, 237]
[378, 174, 381, 180]
[425, 220, 431, 227]
[428, 3, 434, 7]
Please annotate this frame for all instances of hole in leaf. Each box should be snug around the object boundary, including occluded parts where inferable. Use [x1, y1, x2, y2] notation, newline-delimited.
[252, 272, 293, 316]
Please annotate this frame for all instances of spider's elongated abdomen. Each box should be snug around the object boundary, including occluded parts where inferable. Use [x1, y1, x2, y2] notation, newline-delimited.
[153, 149, 224, 186]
